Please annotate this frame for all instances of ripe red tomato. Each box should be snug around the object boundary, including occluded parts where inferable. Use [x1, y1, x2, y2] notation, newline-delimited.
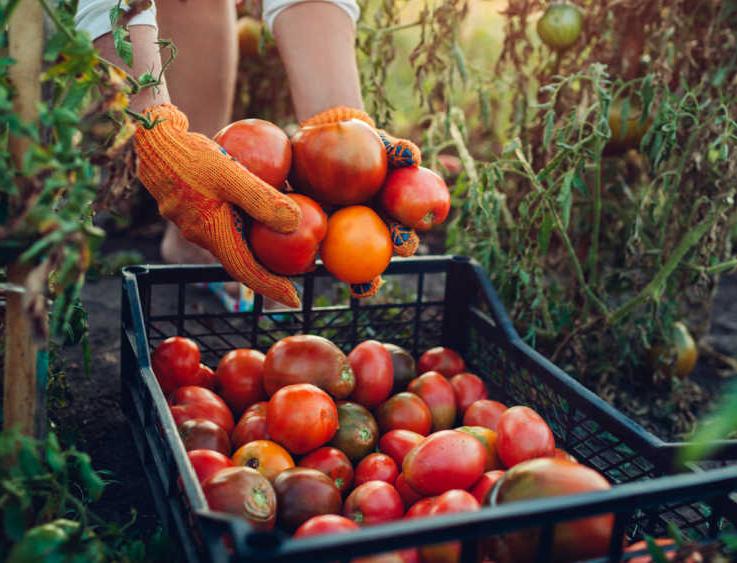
[395, 473, 423, 507]
[299, 446, 354, 495]
[232, 439, 295, 482]
[417, 347, 466, 377]
[376, 392, 432, 436]
[293, 514, 360, 538]
[196, 364, 216, 389]
[383, 343, 416, 393]
[169, 386, 234, 433]
[320, 206, 393, 284]
[348, 340, 394, 408]
[231, 401, 269, 449]
[215, 349, 266, 416]
[291, 119, 388, 206]
[456, 426, 502, 471]
[250, 193, 328, 276]
[152, 336, 201, 395]
[213, 118, 291, 188]
[354, 453, 399, 487]
[469, 470, 505, 505]
[625, 539, 676, 563]
[553, 448, 578, 463]
[202, 467, 276, 530]
[187, 449, 234, 484]
[274, 467, 342, 531]
[263, 335, 355, 399]
[492, 458, 612, 562]
[405, 497, 437, 519]
[496, 406, 555, 468]
[463, 399, 508, 431]
[403, 430, 486, 495]
[344, 481, 404, 525]
[449, 373, 488, 414]
[379, 429, 424, 466]
[407, 371, 457, 431]
[178, 419, 231, 455]
[329, 401, 380, 462]
[379, 166, 451, 231]
[421, 490, 480, 563]
[266, 384, 338, 454]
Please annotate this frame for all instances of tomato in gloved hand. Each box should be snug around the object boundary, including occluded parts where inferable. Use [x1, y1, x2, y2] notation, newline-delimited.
[250, 193, 327, 276]
[152, 336, 202, 395]
[214, 118, 291, 188]
[321, 206, 393, 284]
[291, 119, 388, 205]
[379, 166, 450, 232]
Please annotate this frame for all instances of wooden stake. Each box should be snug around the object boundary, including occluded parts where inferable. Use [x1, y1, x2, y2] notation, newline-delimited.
[5, 0, 47, 436]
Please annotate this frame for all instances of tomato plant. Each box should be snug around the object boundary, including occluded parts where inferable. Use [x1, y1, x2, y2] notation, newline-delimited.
[349, 340, 395, 408]
[320, 206, 393, 284]
[250, 194, 328, 276]
[266, 384, 339, 454]
[213, 118, 291, 187]
[379, 166, 451, 231]
[291, 119, 388, 205]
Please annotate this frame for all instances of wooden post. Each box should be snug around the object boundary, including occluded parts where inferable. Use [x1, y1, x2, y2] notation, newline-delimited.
[4, 0, 47, 436]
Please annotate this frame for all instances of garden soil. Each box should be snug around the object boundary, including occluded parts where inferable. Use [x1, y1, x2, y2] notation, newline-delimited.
[50, 232, 737, 539]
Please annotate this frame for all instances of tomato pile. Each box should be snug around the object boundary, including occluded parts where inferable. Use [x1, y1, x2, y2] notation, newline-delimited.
[212, 117, 451, 292]
[152, 335, 655, 562]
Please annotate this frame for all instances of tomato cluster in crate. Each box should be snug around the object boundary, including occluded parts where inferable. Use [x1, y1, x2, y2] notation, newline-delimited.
[152, 334, 676, 563]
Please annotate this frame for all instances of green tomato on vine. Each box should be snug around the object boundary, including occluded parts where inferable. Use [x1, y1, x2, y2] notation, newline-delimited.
[537, 2, 584, 52]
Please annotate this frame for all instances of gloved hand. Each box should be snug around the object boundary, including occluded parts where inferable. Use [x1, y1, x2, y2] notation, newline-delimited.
[300, 106, 423, 299]
[135, 104, 302, 308]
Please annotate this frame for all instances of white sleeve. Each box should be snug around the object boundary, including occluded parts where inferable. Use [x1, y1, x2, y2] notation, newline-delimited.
[262, 0, 360, 32]
[75, 0, 158, 41]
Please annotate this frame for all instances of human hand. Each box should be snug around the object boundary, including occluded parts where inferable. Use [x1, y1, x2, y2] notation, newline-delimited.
[135, 104, 302, 307]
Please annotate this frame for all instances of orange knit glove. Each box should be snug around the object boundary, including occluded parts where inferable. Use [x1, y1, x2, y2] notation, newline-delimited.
[301, 106, 422, 299]
[135, 104, 302, 308]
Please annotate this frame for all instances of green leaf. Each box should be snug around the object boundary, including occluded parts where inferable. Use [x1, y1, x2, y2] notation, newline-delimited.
[112, 26, 133, 67]
[557, 170, 574, 228]
[452, 43, 468, 83]
[538, 213, 553, 255]
[542, 110, 555, 148]
[3, 502, 26, 542]
[681, 379, 737, 461]
[644, 536, 669, 563]
[45, 434, 65, 474]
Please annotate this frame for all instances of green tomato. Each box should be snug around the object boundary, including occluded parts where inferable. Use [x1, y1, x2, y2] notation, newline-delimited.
[537, 3, 584, 51]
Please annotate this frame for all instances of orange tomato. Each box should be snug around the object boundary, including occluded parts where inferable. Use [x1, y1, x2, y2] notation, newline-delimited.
[320, 206, 392, 284]
[232, 439, 295, 482]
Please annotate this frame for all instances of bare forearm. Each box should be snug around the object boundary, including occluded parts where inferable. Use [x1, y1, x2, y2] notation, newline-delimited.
[273, 2, 363, 121]
[95, 25, 170, 112]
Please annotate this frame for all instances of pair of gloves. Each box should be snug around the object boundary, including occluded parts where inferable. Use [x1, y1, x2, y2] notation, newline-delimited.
[135, 104, 422, 308]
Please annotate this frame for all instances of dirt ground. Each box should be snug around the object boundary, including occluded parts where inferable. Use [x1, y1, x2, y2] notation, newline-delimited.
[49, 231, 737, 539]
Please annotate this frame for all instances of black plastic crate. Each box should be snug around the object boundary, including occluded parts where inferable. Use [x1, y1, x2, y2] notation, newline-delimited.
[120, 256, 737, 562]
